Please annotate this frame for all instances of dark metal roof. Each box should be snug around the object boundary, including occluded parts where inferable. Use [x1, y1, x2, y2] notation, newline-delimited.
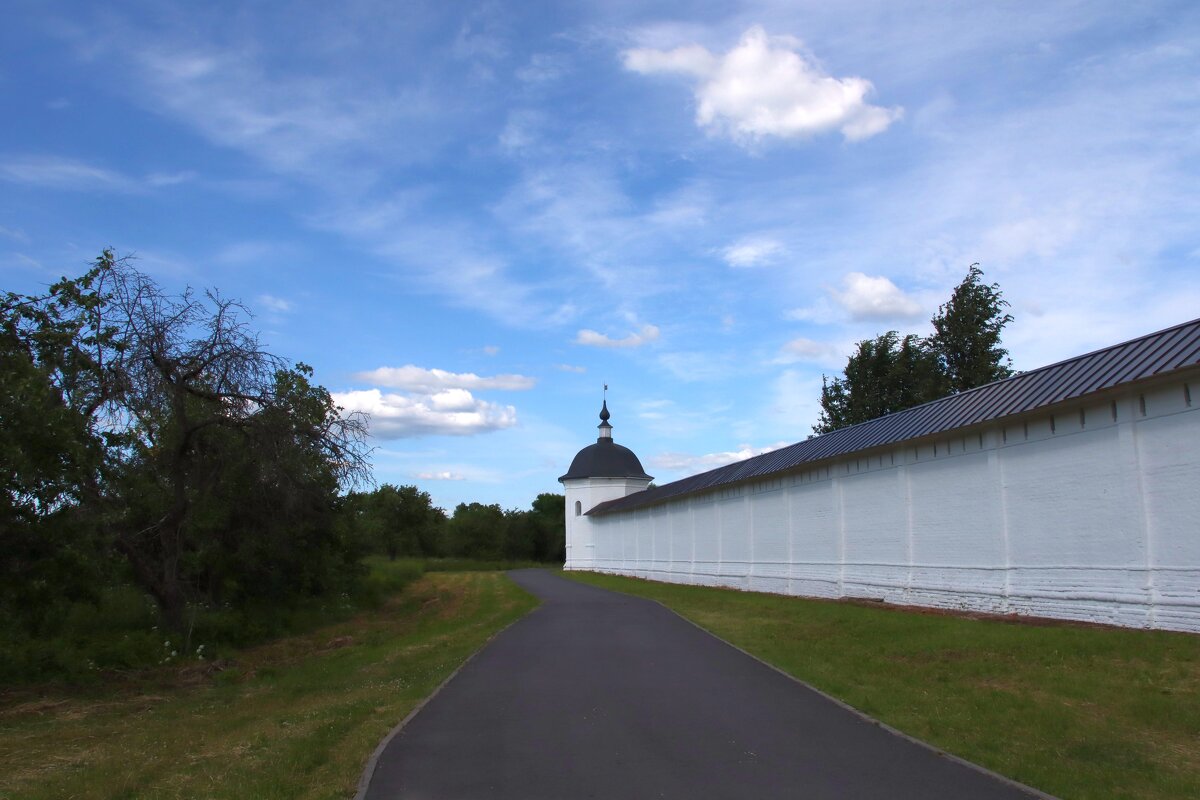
[559, 438, 654, 482]
[590, 317, 1200, 516]
[559, 401, 654, 482]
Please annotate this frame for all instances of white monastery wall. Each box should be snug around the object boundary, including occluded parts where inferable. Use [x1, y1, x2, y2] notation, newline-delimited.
[574, 376, 1200, 633]
[563, 476, 651, 567]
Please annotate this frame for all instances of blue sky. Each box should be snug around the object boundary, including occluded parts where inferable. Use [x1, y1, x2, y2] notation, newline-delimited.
[4, 1, 1199, 511]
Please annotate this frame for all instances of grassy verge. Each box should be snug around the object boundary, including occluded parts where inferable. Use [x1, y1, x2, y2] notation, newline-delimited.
[0, 569, 538, 800]
[567, 571, 1200, 800]
[0, 558, 558, 683]
[419, 557, 561, 573]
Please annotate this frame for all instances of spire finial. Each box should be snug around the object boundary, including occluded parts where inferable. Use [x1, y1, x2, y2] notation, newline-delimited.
[598, 386, 612, 438]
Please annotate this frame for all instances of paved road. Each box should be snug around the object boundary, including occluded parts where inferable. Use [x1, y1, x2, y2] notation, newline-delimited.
[362, 569, 1042, 799]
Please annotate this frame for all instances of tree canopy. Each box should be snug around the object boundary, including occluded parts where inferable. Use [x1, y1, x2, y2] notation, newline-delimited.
[3, 251, 566, 681]
[928, 263, 1014, 392]
[2, 252, 371, 635]
[814, 264, 1013, 434]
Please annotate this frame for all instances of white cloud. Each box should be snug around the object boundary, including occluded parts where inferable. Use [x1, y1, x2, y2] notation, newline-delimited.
[979, 215, 1082, 263]
[784, 297, 840, 325]
[721, 237, 782, 268]
[325, 200, 553, 328]
[416, 470, 466, 481]
[556, 364, 587, 373]
[515, 52, 569, 84]
[0, 155, 136, 192]
[482, 345, 500, 356]
[651, 441, 792, 474]
[624, 26, 902, 145]
[0, 155, 194, 194]
[8, 252, 44, 272]
[830, 272, 923, 320]
[332, 388, 517, 439]
[216, 240, 298, 266]
[145, 171, 195, 187]
[498, 110, 543, 154]
[126, 45, 392, 174]
[0, 225, 29, 243]
[657, 350, 739, 382]
[575, 324, 660, 348]
[776, 337, 838, 364]
[354, 365, 536, 392]
[256, 294, 292, 313]
[624, 43, 715, 77]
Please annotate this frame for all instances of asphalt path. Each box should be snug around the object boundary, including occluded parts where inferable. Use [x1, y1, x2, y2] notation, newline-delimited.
[361, 569, 1043, 799]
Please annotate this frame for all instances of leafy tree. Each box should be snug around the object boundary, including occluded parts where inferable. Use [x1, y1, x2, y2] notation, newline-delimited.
[1, 259, 121, 633]
[446, 502, 505, 560]
[814, 264, 1014, 434]
[347, 484, 445, 559]
[814, 332, 942, 433]
[95, 263, 371, 630]
[2, 252, 371, 634]
[528, 493, 566, 562]
[928, 263, 1014, 392]
[440, 494, 564, 563]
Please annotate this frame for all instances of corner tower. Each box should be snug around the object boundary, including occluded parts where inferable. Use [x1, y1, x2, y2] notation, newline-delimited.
[558, 400, 653, 570]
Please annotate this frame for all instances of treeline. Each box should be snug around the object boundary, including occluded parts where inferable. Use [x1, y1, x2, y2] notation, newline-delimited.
[342, 487, 565, 563]
[815, 264, 1014, 433]
[1, 253, 563, 677]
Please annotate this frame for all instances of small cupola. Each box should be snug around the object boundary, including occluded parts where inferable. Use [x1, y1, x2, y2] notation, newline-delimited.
[598, 400, 612, 440]
[559, 399, 653, 482]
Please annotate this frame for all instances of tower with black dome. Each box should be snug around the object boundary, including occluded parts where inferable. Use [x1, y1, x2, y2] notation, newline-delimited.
[558, 399, 653, 569]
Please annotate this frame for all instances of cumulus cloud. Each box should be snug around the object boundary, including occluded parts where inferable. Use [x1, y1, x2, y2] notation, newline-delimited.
[417, 471, 466, 481]
[575, 324, 661, 348]
[651, 442, 792, 474]
[830, 272, 922, 320]
[624, 26, 902, 144]
[721, 237, 782, 267]
[354, 365, 536, 392]
[332, 388, 517, 438]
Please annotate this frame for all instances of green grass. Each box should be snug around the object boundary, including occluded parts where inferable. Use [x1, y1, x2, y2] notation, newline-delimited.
[0, 558, 432, 684]
[0, 570, 539, 799]
[567, 571, 1200, 800]
[0, 557, 558, 684]
[418, 557, 561, 573]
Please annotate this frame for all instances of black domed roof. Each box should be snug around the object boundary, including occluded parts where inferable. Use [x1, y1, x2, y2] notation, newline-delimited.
[558, 399, 653, 482]
[559, 438, 653, 482]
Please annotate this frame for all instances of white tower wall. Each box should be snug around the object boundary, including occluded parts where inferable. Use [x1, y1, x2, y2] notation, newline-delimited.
[563, 476, 653, 570]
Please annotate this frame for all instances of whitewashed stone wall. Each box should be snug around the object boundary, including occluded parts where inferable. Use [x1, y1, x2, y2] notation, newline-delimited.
[562, 475, 652, 569]
[575, 375, 1200, 633]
